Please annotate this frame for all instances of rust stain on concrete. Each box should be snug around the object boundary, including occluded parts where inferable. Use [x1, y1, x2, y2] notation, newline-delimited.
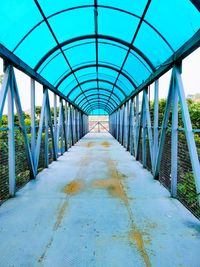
[92, 159, 128, 204]
[91, 158, 152, 267]
[87, 141, 95, 148]
[101, 141, 111, 147]
[63, 180, 83, 195]
[129, 229, 151, 267]
[53, 201, 68, 230]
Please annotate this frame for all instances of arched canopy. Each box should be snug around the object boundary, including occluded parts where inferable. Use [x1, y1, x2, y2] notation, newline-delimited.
[0, 1, 199, 114]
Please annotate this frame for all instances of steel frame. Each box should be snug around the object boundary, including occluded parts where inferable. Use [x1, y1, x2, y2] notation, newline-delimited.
[0, 64, 88, 197]
[110, 63, 200, 205]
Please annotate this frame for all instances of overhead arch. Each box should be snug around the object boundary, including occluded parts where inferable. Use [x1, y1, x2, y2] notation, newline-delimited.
[85, 104, 111, 114]
[81, 99, 116, 110]
[77, 93, 119, 107]
[56, 63, 137, 90]
[74, 88, 121, 103]
[38, 40, 153, 76]
[62, 79, 127, 97]
[14, 4, 174, 58]
[65, 79, 127, 98]
[85, 105, 111, 114]
[80, 97, 116, 110]
[0, 0, 199, 115]
[85, 103, 112, 114]
[34, 34, 155, 72]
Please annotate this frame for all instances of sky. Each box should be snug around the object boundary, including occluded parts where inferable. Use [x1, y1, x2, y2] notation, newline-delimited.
[0, 47, 200, 114]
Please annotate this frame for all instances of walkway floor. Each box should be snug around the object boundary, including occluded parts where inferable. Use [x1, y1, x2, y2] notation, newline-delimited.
[0, 133, 200, 267]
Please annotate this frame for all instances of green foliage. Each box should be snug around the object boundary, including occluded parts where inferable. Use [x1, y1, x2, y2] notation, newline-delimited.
[0, 74, 3, 85]
[177, 173, 200, 216]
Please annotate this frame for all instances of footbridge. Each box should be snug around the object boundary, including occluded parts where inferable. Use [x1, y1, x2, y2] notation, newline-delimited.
[0, 1, 200, 266]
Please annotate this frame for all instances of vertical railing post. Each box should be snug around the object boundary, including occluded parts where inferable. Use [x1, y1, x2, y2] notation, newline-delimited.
[135, 94, 139, 158]
[70, 105, 74, 146]
[7, 66, 15, 196]
[44, 88, 49, 167]
[64, 101, 68, 151]
[171, 79, 178, 197]
[142, 90, 147, 168]
[30, 78, 36, 169]
[54, 94, 58, 156]
[153, 80, 159, 174]
[175, 63, 200, 204]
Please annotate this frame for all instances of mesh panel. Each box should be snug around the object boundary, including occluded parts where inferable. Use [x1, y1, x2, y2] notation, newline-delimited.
[177, 131, 200, 218]
[15, 129, 31, 190]
[138, 127, 143, 163]
[48, 127, 54, 164]
[0, 129, 9, 203]
[38, 126, 46, 173]
[146, 135, 152, 172]
[159, 129, 171, 189]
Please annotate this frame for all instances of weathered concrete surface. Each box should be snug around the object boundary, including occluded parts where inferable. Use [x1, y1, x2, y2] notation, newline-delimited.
[0, 133, 199, 267]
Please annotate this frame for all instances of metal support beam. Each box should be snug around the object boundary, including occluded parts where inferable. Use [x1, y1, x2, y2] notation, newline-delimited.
[44, 88, 49, 167]
[31, 78, 36, 168]
[7, 71, 15, 196]
[153, 80, 159, 173]
[174, 64, 200, 204]
[171, 79, 178, 197]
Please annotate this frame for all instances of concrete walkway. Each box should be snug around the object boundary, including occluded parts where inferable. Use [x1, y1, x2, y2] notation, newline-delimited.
[0, 133, 200, 267]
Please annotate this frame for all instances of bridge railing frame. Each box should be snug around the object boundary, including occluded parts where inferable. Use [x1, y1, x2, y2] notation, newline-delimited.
[0, 62, 88, 197]
[109, 62, 200, 207]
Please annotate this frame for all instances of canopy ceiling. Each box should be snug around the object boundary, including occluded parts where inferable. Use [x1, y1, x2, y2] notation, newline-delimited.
[0, 0, 200, 114]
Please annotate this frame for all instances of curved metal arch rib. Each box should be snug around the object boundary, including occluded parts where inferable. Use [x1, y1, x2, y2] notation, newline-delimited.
[39, 40, 152, 76]
[14, 4, 173, 57]
[85, 103, 112, 114]
[81, 99, 115, 110]
[77, 93, 119, 107]
[56, 63, 137, 91]
[85, 105, 111, 114]
[74, 88, 122, 103]
[80, 97, 116, 110]
[34, 34, 155, 72]
[66, 78, 127, 99]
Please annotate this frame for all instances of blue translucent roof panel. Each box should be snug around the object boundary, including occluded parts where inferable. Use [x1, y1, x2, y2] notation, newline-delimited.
[0, 1, 199, 114]
[98, 0, 148, 16]
[98, 43, 127, 68]
[145, 0, 200, 51]
[134, 23, 173, 66]
[39, 53, 69, 84]
[98, 7, 139, 43]
[38, 0, 93, 16]
[0, 0, 42, 50]
[48, 8, 94, 43]
[15, 23, 57, 68]
[65, 43, 96, 68]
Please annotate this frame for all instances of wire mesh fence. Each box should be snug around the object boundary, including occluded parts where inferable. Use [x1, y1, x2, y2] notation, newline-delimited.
[135, 125, 200, 219]
[0, 129, 9, 203]
[15, 128, 31, 190]
[177, 131, 200, 218]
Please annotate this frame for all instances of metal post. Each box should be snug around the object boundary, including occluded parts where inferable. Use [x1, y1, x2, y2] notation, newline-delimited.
[7, 72, 15, 196]
[175, 64, 200, 204]
[135, 94, 140, 158]
[153, 80, 159, 173]
[142, 91, 147, 168]
[63, 101, 68, 151]
[54, 94, 57, 156]
[44, 88, 49, 167]
[154, 71, 174, 179]
[171, 80, 178, 197]
[31, 78, 36, 168]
